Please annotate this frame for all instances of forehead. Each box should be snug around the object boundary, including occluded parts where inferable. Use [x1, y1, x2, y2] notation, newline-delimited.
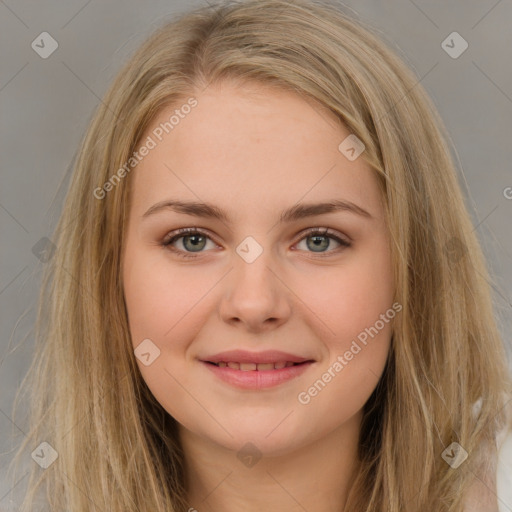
[130, 81, 382, 218]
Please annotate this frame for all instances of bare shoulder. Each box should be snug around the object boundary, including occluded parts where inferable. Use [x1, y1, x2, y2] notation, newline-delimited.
[463, 470, 500, 512]
[464, 396, 512, 512]
[463, 430, 509, 512]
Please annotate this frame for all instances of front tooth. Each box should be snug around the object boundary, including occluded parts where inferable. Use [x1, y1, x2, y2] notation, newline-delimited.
[285, 361, 294, 367]
[240, 362, 257, 371]
[218, 362, 227, 367]
[227, 362, 240, 370]
[274, 361, 286, 369]
[256, 363, 275, 371]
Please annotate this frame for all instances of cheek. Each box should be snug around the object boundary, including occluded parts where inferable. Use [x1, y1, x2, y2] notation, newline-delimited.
[123, 247, 205, 344]
[294, 242, 394, 409]
[302, 243, 394, 347]
[296, 272, 393, 428]
[123, 247, 207, 423]
[296, 335, 390, 439]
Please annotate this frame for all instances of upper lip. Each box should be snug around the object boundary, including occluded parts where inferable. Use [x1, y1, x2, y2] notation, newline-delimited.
[201, 350, 313, 364]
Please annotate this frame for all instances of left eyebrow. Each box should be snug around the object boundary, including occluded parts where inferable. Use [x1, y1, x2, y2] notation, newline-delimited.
[141, 198, 374, 223]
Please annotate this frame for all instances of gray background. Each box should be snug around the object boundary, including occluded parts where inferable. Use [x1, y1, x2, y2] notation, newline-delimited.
[1, 0, 511, 509]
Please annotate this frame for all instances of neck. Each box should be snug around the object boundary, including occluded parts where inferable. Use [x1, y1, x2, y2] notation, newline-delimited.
[179, 412, 362, 512]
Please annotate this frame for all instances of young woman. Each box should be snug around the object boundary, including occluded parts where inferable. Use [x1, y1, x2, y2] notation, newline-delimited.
[9, 1, 511, 510]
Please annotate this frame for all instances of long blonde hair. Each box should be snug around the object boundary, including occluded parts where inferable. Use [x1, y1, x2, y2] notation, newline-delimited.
[9, 1, 511, 510]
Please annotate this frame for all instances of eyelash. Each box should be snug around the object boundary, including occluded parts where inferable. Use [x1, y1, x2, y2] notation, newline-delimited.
[161, 227, 351, 259]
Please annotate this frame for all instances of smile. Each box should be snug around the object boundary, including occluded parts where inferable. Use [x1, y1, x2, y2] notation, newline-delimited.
[207, 361, 303, 370]
[201, 361, 314, 390]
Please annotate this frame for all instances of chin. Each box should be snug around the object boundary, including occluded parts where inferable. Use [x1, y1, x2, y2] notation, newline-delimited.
[210, 420, 315, 458]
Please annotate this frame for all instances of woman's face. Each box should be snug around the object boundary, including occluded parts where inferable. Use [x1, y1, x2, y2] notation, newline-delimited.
[122, 80, 395, 456]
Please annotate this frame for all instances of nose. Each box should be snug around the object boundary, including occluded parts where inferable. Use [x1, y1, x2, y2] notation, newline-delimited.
[218, 248, 292, 333]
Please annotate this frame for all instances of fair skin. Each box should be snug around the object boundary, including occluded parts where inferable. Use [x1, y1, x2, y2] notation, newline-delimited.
[122, 80, 395, 512]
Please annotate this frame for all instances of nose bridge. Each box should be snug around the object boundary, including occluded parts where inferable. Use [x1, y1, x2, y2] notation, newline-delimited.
[231, 236, 277, 300]
[219, 235, 291, 330]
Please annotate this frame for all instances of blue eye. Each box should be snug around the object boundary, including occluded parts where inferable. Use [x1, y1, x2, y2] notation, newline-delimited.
[162, 227, 350, 259]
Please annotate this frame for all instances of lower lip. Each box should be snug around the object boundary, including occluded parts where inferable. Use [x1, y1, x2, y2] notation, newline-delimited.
[202, 361, 313, 389]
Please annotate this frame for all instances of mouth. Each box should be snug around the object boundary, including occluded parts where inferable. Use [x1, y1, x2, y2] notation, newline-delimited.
[199, 350, 315, 389]
[204, 361, 309, 371]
